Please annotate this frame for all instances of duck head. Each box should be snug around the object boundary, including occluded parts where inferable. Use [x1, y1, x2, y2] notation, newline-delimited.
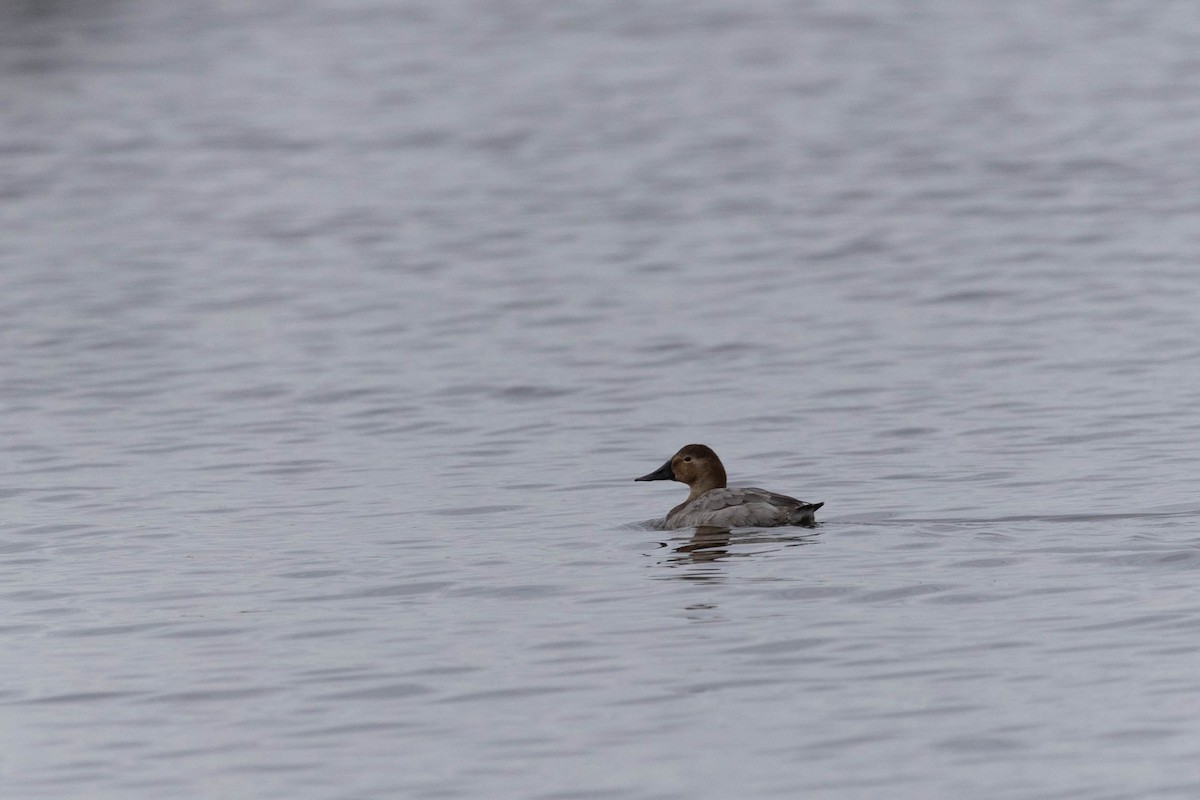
[635, 444, 728, 497]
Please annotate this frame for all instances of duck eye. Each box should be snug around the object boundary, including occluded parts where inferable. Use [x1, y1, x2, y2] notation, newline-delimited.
[683, 457, 692, 462]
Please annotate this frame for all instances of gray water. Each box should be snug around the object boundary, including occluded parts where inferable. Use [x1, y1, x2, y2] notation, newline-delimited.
[4, 1, 1200, 798]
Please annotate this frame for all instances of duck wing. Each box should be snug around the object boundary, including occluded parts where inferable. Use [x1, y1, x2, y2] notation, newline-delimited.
[667, 488, 823, 529]
[735, 488, 824, 526]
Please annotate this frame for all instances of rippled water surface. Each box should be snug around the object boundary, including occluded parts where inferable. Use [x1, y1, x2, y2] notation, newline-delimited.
[5, 2, 1200, 798]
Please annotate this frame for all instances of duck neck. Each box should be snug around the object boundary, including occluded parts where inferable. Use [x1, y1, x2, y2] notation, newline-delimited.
[686, 470, 726, 501]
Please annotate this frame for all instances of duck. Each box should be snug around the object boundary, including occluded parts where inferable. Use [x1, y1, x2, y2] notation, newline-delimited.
[635, 444, 823, 529]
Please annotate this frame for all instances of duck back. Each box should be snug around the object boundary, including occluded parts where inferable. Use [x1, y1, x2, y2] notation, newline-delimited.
[666, 487, 823, 530]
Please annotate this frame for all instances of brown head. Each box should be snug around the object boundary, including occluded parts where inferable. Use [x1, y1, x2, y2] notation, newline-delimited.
[635, 444, 728, 499]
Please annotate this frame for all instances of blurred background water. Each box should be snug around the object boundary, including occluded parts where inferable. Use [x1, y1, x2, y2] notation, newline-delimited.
[4, 1, 1200, 798]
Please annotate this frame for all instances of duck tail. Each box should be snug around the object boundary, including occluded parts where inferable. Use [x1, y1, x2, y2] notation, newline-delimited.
[790, 502, 824, 527]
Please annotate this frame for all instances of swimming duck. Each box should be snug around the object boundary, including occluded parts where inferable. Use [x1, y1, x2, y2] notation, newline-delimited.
[635, 444, 823, 529]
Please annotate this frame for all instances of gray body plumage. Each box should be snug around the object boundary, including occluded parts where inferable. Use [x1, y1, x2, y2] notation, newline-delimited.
[665, 487, 824, 530]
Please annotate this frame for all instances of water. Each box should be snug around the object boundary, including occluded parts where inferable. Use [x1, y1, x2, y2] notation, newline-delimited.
[4, 1, 1200, 798]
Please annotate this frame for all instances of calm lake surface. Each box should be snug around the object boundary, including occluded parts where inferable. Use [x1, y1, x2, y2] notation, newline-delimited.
[4, 2, 1200, 798]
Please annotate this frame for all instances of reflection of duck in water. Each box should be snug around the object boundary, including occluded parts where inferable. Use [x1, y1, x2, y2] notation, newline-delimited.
[636, 444, 823, 530]
[666, 527, 819, 572]
[674, 526, 733, 558]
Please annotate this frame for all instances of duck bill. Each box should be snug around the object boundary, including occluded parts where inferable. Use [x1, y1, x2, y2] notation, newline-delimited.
[635, 459, 676, 482]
